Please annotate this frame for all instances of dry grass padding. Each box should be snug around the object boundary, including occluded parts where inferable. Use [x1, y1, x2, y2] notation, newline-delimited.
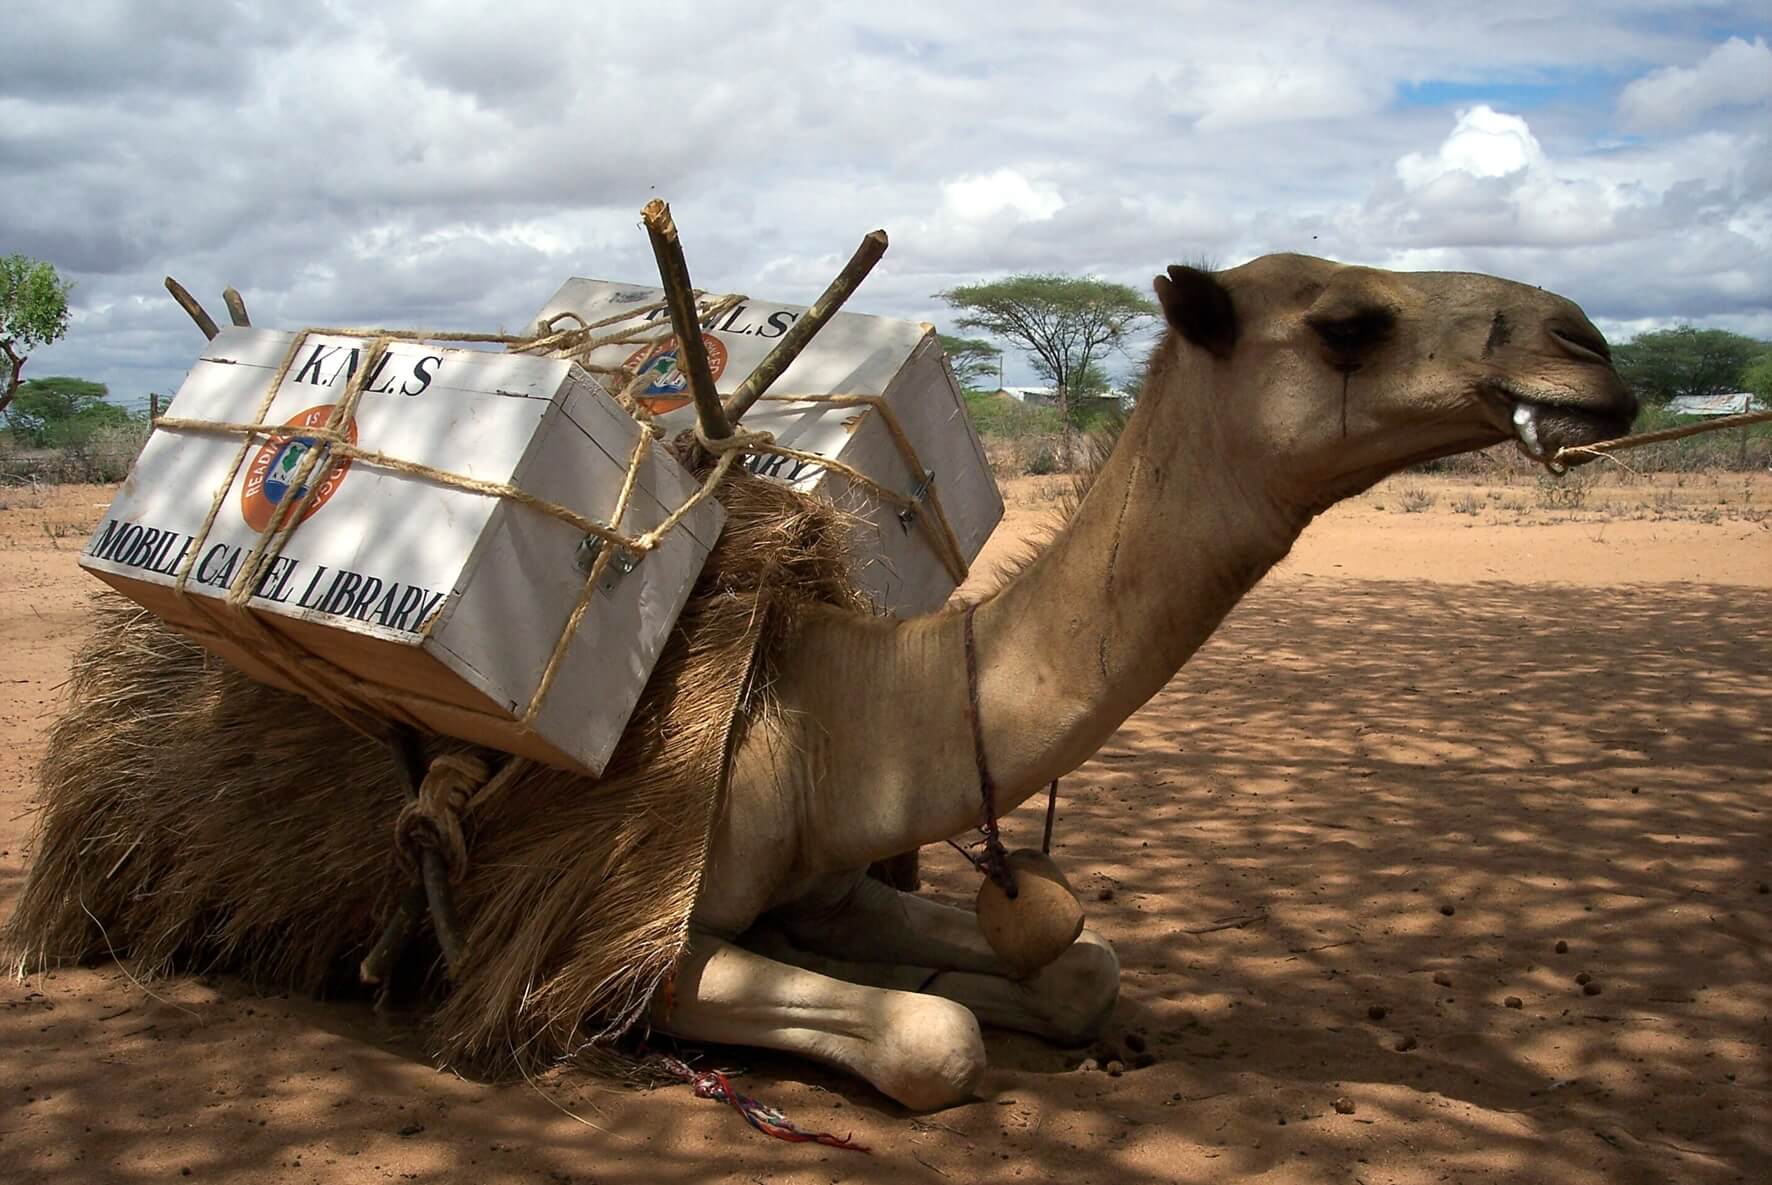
[2, 465, 867, 1073]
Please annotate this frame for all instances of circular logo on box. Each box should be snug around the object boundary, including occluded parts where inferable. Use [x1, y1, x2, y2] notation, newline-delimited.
[623, 333, 728, 413]
[240, 405, 358, 532]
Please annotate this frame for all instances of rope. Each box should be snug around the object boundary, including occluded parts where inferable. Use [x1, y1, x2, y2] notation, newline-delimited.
[393, 752, 490, 884]
[961, 605, 1015, 897]
[1553, 408, 1772, 463]
[652, 1053, 868, 1152]
[147, 298, 971, 753]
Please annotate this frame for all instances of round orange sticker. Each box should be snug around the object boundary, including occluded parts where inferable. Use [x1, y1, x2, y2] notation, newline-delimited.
[622, 333, 729, 414]
[240, 405, 358, 532]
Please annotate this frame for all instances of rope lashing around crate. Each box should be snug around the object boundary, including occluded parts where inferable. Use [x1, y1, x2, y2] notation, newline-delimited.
[148, 289, 746, 735]
[1552, 408, 1772, 464]
[151, 316, 973, 744]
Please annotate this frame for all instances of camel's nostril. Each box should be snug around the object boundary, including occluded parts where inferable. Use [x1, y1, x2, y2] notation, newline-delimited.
[1550, 325, 1611, 365]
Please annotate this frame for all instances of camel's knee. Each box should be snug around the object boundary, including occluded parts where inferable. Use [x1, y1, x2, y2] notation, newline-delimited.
[871, 994, 986, 1111]
[1030, 928, 1120, 1044]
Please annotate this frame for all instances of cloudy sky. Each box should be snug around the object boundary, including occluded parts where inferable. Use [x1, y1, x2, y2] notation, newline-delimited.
[7, 1, 1770, 407]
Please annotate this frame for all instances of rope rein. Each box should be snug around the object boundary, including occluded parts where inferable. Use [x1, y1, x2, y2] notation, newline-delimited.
[1552, 408, 1772, 463]
[948, 604, 1060, 896]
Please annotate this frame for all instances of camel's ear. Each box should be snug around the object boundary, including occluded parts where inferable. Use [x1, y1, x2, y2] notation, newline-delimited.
[1154, 265, 1237, 359]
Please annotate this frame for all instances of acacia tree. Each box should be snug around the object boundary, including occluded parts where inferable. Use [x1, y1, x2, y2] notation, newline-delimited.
[1, 255, 73, 418]
[936, 275, 1154, 462]
[2, 377, 128, 448]
[937, 334, 1003, 389]
[1611, 326, 1766, 405]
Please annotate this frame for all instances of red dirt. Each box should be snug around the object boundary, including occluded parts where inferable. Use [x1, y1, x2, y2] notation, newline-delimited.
[3, 476, 1768, 1184]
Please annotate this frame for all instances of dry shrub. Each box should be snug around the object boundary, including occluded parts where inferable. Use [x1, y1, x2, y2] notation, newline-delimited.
[1395, 482, 1436, 513]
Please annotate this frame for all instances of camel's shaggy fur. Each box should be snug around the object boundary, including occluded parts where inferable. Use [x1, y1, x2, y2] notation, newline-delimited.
[2, 466, 866, 1070]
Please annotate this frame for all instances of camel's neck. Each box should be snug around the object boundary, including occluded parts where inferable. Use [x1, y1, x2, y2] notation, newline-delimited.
[790, 340, 1311, 873]
[967, 342, 1304, 805]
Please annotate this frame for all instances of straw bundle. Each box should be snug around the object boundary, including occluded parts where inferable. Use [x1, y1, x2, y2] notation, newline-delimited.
[3, 464, 865, 1070]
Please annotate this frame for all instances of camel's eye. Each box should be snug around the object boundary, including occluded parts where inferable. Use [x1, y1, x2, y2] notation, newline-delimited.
[1306, 307, 1396, 356]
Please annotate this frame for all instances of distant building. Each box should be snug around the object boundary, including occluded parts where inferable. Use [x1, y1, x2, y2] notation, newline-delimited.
[992, 385, 1136, 411]
[1667, 392, 1763, 417]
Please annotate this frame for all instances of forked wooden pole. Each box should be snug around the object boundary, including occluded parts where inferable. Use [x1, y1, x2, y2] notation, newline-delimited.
[222, 286, 251, 327]
[640, 199, 732, 442]
[164, 276, 219, 340]
[723, 229, 889, 425]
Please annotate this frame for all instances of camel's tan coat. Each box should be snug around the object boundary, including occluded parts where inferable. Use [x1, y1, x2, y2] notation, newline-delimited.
[660, 255, 1635, 1109]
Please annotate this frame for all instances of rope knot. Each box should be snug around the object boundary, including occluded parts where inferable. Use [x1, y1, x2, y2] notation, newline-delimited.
[693, 422, 775, 454]
[394, 753, 490, 884]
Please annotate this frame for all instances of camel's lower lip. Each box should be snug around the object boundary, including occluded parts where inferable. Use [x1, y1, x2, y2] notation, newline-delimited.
[1504, 396, 1634, 473]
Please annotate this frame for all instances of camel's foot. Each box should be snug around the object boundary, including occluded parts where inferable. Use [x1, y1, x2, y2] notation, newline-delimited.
[654, 932, 985, 1111]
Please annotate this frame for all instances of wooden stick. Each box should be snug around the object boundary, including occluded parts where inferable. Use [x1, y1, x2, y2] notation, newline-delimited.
[222, 286, 251, 327]
[1553, 408, 1772, 462]
[723, 229, 889, 425]
[164, 276, 219, 340]
[640, 199, 731, 441]
[359, 884, 425, 987]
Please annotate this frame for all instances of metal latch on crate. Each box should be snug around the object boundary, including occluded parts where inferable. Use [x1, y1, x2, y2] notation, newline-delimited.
[575, 533, 642, 592]
[897, 469, 936, 532]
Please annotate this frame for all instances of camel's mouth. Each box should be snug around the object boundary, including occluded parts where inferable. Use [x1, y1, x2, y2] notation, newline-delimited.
[1479, 380, 1636, 474]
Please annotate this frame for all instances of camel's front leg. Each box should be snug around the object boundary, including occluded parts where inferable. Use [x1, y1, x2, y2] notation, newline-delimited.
[653, 930, 986, 1111]
[773, 875, 1121, 1045]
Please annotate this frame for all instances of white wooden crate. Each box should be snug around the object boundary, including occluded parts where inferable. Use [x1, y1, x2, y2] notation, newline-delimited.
[81, 327, 723, 775]
[531, 280, 1003, 615]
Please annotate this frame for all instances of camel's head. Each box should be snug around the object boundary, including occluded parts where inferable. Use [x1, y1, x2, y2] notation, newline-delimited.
[1152, 254, 1637, 508]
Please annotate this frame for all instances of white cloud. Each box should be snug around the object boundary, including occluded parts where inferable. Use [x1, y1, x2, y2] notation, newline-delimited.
[941, 169, 1064, 223]
[1617, 36, 1772, 130]
[1367, 106, 1633, 248]
[6, 5, 1770, 399]
[1396, 106, 1546, 186]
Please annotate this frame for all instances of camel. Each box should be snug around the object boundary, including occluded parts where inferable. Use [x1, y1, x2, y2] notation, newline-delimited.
[651, 253, 1636, 1109]
[9, 252, 1637, 1116]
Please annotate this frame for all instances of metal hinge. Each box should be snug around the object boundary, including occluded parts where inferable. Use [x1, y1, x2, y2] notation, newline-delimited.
[575, 534, 642, 592]
[898, 469, 936, 532]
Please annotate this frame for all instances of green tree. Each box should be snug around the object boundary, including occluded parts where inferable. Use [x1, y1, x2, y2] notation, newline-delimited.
[1611, 326, 1766, 406]
[1742, 353, 1772, 406]
[937, 334, 1003, 389]
[3, 377, 128, 448]
[936, 275, 1155, 460]
[1, 255, 74, 417]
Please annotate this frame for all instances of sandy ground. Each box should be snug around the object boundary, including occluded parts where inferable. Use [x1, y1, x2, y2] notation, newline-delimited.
[2, 474, 1768, 1185]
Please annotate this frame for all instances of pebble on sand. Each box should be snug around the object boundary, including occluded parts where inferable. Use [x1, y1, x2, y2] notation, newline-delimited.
[1394, 1035, 1418, 1052]
[1583, 982, 1603, 996]
[1432, 971, 1453, 987]
[1105, 1060, 1125, 1077]
[1333, 1097, 1357, 1115]
[1439, 904, 1456, 916]
[1076, 1058, 1100, 1073]
[1555, 940, 1569, 953]
[1505, 996, 1524, 1009]
[1575, 971, 1592, 985]
[1367, 1005, 1387, 1020]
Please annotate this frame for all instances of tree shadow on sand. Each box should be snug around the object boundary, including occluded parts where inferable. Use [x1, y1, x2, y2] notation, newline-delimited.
[2, 578, 1767, 1184]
